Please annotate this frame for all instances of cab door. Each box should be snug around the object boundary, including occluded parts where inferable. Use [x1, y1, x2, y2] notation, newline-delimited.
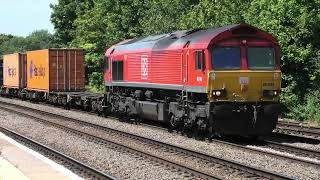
[181, 49, 189, 85]
[192, 50, 206, 86]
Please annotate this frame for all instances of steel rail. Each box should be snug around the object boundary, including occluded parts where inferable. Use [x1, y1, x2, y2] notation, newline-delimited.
[0, 126, 116, 180]
[275, 125, 320, 139]
[277, 121, 320, 132]
[0, 103, 220, 180]
[209, 138, 320, 167]
[0, 101, 292, 180]
[134, 120, 320, 166]
[263, 140, 320, 162]
[269, 132, 320, 144]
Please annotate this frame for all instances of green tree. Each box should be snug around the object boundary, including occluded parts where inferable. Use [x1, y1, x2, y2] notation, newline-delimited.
[180, 0, 249, 29]
[24, 30, 57, 50]
[0, 30, 56, 57]
[50, 0, 94, 45]
[244, 0, 320, 120]
[71, 0, 146, 89]
[0, 34, 15, 57]
[140, 0, 199, 35]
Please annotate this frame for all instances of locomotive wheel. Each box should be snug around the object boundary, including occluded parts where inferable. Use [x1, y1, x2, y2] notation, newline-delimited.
[118, 111, 129, 122]
[168, 114, 177, 133]
[195, 118, 208, 140]
[132, 115, 140, 125]
[186, 129, 193, 138]
[169, 114, 181, 129]
[247, 135, 258, 141]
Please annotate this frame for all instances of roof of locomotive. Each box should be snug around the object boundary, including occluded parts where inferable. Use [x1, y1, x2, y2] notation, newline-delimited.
[106, 24, 278, 56]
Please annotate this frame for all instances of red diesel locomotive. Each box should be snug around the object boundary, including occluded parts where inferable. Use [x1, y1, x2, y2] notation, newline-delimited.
[103, 24, 282, 136]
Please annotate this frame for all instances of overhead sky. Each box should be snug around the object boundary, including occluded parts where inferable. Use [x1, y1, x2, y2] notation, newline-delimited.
[0, 0, 58, 37]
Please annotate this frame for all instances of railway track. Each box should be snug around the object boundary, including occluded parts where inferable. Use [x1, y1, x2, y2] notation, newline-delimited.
[269, 132, 320, 145]
[1, 99, 320, 166]
[0, 126, 116, 180]
[207, 137, 320, 168]
[0, 101, 292, 180]
[276, 121, 320, 139]
[129, 119, 320, 166]
[261, 139, 320, 162]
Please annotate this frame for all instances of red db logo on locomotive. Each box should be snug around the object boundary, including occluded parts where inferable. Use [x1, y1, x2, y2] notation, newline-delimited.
[141, 56, 148, 80]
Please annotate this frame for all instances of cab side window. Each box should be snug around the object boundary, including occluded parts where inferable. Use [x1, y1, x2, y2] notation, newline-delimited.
[105, 57, 109, 71]
[112, 60, 124, 81]
[195, 50, 205, 70]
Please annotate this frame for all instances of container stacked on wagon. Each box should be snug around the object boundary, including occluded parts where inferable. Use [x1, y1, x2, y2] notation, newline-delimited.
[1, 49, 85, 101]
[1, 53, 27, 96]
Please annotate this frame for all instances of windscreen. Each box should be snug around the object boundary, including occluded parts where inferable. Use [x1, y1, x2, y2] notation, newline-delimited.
[212, 47, 241, 70]
[247, 47, 275, 70]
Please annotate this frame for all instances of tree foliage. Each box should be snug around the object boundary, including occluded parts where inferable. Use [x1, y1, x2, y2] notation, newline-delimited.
[180, 0, 248, 29]
[244, 0, 320, 120]
[70, 0, 148, 88]
[140, 0, 199, 35]
[0, 30, 56, 58]
[50, 0, 94, 45]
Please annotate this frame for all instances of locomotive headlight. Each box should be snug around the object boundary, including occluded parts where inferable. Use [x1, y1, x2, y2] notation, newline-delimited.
[212, 89, 227, 98]
[216, 91, 221, 96]
[263, 90, 279, 98]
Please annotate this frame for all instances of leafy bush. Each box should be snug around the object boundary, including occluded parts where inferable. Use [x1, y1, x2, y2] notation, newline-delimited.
[88, 72, 104, 92]
[284, 90, 320, 124]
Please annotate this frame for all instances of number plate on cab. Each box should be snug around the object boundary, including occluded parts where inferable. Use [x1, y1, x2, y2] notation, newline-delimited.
[262, 81, 275, 87]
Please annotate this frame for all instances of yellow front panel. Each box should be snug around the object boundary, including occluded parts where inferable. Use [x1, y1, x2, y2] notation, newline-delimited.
[207, 70, 281, 102]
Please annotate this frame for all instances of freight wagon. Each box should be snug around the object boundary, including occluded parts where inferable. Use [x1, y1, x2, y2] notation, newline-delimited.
[1, 48, 105, 110]
[1, 49, 93, 105]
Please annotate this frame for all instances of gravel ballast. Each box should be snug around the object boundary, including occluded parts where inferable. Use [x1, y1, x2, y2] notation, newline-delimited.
[0, 110, 194, 179]
[0, 97, 319, 179]
[5, 105, 261, 180]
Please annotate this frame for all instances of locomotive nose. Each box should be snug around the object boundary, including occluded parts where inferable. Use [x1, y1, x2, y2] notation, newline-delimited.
[207, 71, 281, 102]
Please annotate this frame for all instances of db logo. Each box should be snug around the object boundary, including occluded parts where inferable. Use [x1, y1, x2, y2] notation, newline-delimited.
[239, 77, 249, 85]
[141, 56, 148, 80]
